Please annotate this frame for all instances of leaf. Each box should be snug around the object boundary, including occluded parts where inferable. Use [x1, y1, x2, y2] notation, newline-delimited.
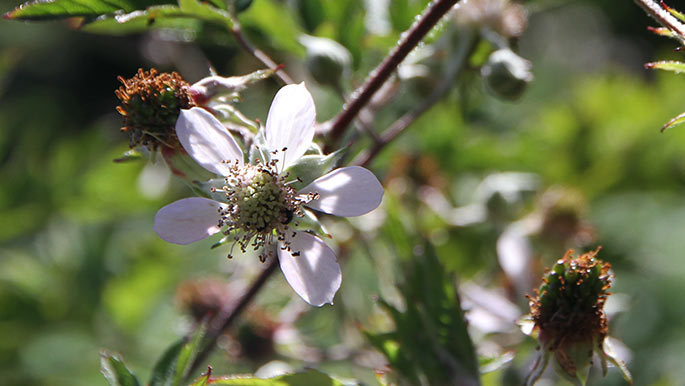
[148, 322, 207, 386]
[172, 322, 207, 386]
[82, 6, 202, 35]
[81, 0, 233, 35]
[101, 352, 141, 386]
[207, 369, 345, 385]
[661, 1, 685, 23]
[661, 111, 685, 132]
[645, 60, 685, 73]
[148, 339, 186, 386]
[294, 0, 324, 33]
[177, 0, 234, 28]
[239, 0, 305, 56]
[4, 0, 173, 20]
[365, 242, 480, 386]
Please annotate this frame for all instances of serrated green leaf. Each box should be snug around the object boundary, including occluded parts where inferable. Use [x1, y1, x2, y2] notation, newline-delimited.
[101, 352, 141, 386]
[645, 60, 685, 73]
[149, 339, 186, 386]
[207, 369, 345, 385]
[5, 0, 173, 20]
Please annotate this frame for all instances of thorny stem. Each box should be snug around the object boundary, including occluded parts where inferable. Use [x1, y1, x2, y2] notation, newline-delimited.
[230, 22, 294, 85]
[185, 258, 279, 380]
[355, 31, 478, 167]
[634, 0, 685, 44]
[325, 0, 461, 151]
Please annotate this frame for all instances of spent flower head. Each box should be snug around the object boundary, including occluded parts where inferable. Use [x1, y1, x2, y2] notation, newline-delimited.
[154, 83, 384, 306]
[523, 247, 632, 386]
[115, 68, 196, 150]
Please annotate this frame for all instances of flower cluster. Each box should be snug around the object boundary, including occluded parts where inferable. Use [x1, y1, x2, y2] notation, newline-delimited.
[153, 83, 384, 306]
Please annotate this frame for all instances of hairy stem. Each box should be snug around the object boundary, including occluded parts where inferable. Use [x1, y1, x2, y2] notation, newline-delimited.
[185, 258, 279, 380]
[325, 0, 461, 151]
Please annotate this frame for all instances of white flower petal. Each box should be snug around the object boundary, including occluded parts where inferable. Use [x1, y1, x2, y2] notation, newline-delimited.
[176, 107, 243, 176]
[278, 231, 341, 306]
[265, 83, 315, 170]
[301, 166, 384, 217]
[153, 197, 224, 244]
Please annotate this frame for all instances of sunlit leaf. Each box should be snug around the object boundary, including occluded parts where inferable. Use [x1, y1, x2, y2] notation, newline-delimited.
[645, 60, 685, 73]
[82, 6, 200, 35]
[4, 0, 173, 20]
[661, 111, 685, 132]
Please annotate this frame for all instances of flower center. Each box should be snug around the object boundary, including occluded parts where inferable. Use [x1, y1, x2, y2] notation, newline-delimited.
[217, 160, 311, 261]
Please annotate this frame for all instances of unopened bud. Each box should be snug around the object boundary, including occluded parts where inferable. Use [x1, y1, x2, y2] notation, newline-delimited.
[481, 48, 533, 100]
[299, 35, 351, 89]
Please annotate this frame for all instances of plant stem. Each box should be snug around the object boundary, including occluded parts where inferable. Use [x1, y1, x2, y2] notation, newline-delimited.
[230, 23, 294, 85]
[325, 0, 461, 151]
[355, 32, 477, 167]
[185, 258, 279, 380]
[634, 0, 685, 44]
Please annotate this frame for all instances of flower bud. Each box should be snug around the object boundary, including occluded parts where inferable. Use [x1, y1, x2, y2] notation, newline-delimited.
[299, 35, 351, 89]
[481, 48, 533, 101]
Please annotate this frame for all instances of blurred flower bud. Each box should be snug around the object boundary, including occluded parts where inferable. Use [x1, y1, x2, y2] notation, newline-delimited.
[115, 68, 196, 151]
[176, 277, 235, 322]
[299, 35, 351, 89]
[453, 0, 528, 39]
[538, 188, 594, 249]
[481, 48, 533, 100]
[524, 248, 632, 385]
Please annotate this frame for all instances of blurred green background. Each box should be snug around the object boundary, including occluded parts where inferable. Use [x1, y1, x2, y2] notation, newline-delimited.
[1, 0, 685, 385]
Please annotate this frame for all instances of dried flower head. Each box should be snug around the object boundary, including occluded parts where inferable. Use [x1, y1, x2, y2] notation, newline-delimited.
[115, 68, 196, 150]
[524, 247, 632, 385]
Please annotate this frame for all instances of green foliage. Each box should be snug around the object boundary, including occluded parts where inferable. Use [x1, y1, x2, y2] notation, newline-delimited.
[101, 353, 142, 386]
[367, 242, 480, 386]
[4, 0, 169, 20]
